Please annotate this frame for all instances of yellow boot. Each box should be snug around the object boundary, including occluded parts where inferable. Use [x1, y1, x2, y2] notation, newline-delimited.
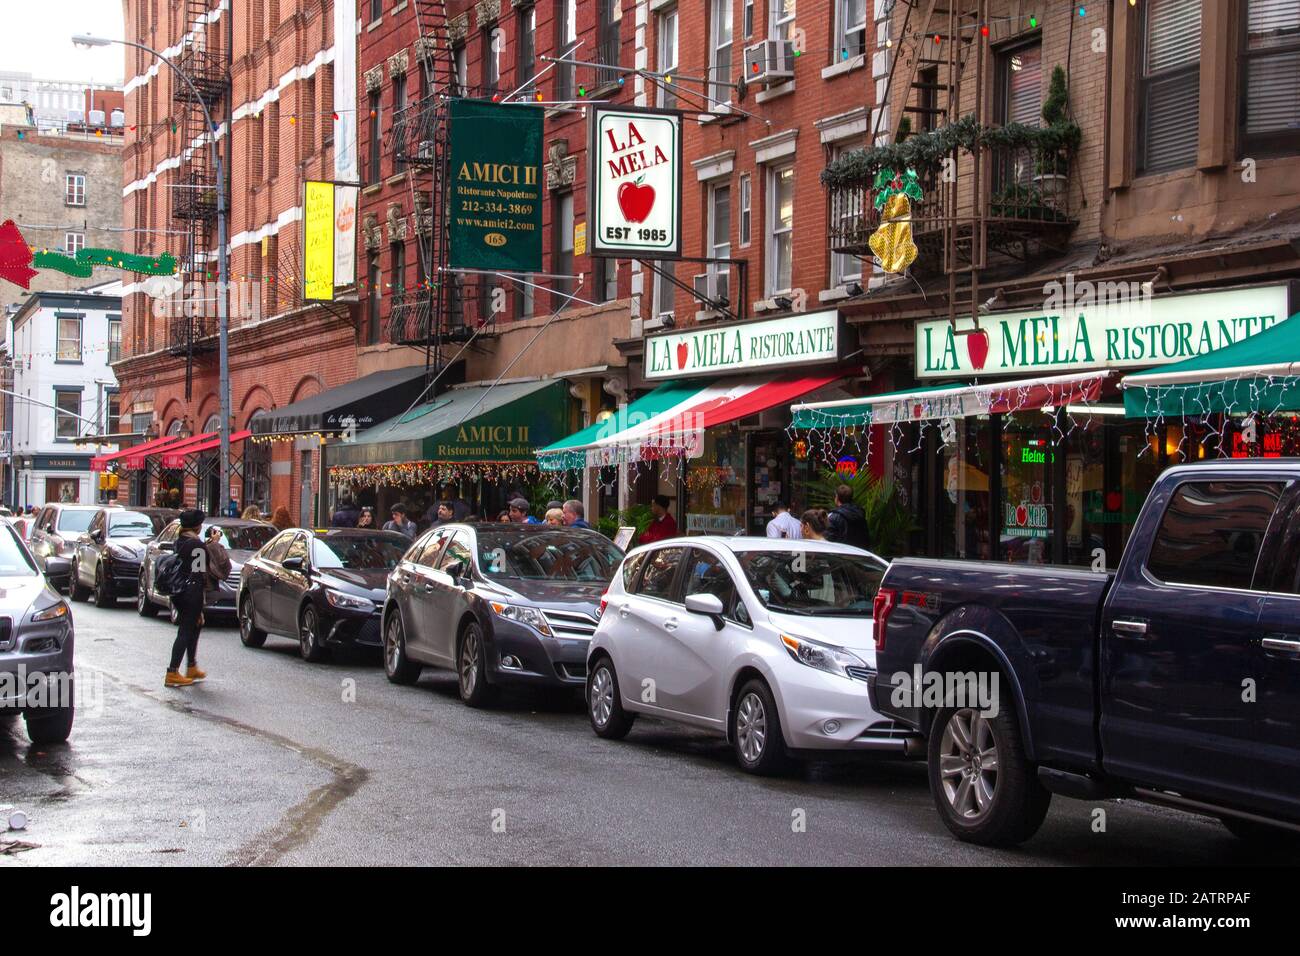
[185, 665, 207, 682]
[165, 670, 194, 688]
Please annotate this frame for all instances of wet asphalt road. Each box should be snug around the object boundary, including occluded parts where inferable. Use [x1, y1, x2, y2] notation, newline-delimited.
[0, 599, 1289, 866]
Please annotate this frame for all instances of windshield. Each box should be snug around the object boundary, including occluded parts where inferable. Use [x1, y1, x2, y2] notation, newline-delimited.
[312, 534, 407, 570]
[56, 510, 95, 534]
[0, 524, 38, 576]
[477, 531, 622, 582]
[109, 511, 165, 538]
[204, 523, 277, 552]
[736, 550, 887, 616]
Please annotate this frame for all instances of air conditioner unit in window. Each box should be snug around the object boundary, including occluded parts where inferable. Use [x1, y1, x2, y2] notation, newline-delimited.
[692, 272, 729, 308]
[743, 40, 795, 87]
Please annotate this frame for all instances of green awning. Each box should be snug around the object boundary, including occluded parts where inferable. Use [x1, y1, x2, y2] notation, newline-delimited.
[791, 381, 972, 429]
[329, 379, 569, 467]
[537, 379, 706, 471]
[1122, 312, 1300, 418]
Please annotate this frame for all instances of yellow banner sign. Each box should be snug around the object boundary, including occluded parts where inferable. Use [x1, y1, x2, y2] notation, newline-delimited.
[303, 181, 335, 302]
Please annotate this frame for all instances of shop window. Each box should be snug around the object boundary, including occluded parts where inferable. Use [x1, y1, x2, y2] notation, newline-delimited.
[657, 6, 678, 109]
[1147, 481, 1283, 590]
[709, 0, 733, 109]
[937, 416, 994, 561]
[1138, 0, 1202, 174]
[1240, 0, 1300, 157]
[1001, 418, 1055, 564]
[766, 165, 794, 296]
[686, 430, 746, 535]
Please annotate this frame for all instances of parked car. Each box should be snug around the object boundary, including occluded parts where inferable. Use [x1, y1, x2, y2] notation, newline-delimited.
[238, 527, 410, 661]
[0, 520, 75, 743]
[585, 536, 911, 774]
[138, 517, 277, 621]
[69, 507, 178, 607]
[382, 524, 623, 705]
[28, 503, 108, 591]
[873, 459, 1300, 847]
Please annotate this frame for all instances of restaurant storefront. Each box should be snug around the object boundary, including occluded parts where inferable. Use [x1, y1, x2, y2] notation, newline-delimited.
[794, 282, 1297, 566]
[541, 310, 865, 534]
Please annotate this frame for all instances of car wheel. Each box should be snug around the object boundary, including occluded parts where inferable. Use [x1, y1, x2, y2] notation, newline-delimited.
[136, 575, 158, 617]
[457, 622, 497, 708]
[929, 704, 1051, 847]
[298, 605, 329, 663]
[92, 564, 115, 608]
[383, 611, 421, 685]
[68, 561, 90, 602]
[24, 699, 74, 745]
[587, 655, 634, 740]
[730, 678, 791, 775]
[238, 594, 267, 648]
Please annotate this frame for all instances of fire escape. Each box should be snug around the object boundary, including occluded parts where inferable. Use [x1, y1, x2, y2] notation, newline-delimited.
[389, 1, 479, 372]
[826, 0, 1080, 326]
[169, 0, 230, 396]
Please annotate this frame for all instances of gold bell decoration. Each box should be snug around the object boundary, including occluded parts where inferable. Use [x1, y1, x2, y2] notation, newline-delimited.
[867, 167, 922, 275]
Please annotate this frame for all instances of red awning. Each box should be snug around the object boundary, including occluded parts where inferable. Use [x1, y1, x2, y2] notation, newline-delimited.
[91, 432, 191, 472]
[158, 429, 252, 468]
[640, 369, 847, 440]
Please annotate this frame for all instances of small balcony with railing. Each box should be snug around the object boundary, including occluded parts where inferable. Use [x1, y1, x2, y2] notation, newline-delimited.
[392, 97, 441, 168]
[167, 314, 218, 357]
[825, 118, 1081, 276]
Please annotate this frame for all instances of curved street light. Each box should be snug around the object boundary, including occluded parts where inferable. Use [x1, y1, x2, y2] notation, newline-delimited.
[72, 33, 232, 513]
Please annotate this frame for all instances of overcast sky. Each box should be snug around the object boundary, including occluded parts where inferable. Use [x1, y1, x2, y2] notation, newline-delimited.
[0, 2, 126, 85]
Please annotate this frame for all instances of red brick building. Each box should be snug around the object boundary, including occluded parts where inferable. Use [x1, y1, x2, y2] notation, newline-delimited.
[115, 0, 359, 521]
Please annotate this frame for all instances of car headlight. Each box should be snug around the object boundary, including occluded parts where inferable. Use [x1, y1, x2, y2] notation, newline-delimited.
[325, 589, 375, 612]
[780, 633, 866, 680]
[31, 601, 69, 623]
[489, 601, 551, 636]
[106, 545, 137, 561]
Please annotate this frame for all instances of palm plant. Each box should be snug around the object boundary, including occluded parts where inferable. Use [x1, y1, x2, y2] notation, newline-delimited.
[805, 468, 917, 558]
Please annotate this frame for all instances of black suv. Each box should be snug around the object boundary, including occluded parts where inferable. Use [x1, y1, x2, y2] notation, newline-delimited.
[70, 507, 178, 607]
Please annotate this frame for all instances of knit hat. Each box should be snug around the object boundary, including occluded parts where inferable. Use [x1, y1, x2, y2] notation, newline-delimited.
[179, 508, 205, 529]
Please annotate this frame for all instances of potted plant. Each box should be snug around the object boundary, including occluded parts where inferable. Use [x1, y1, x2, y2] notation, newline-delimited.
[1033, 66, 1074, 210]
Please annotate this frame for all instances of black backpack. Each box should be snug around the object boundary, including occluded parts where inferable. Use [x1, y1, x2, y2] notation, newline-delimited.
[155, 552, 190, 597]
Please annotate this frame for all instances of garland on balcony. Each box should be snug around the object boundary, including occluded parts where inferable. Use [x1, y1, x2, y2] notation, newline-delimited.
[820, 115, 1081, 189]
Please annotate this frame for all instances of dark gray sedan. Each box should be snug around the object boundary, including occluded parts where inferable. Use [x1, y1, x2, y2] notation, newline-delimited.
[382, 524, 623, 706]
[0, 521, 75, 744]
[137, 518, 277, 621]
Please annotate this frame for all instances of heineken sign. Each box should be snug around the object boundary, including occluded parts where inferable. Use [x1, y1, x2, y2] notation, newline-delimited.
[646, 311, 841, 380]
[916, 283, 1291, 378]
[448, 100, 544, 273]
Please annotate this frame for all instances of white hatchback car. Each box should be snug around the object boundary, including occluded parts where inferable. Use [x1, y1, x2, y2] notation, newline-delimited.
[586, 536, 921, 774]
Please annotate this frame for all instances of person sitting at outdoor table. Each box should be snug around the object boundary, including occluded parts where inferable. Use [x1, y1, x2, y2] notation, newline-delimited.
[638, 494, 678, 545]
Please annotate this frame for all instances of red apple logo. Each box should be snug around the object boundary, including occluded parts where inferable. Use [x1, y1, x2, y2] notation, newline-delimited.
[966, 329, 990, 370]
[1015, 504, 1028, 527]
[1106, 491, 1122, 511]
[618, 177, 656, 224]
[676, 342, 688, 369]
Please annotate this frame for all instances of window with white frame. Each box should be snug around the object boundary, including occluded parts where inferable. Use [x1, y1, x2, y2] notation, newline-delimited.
[65, 173, 86, 206]
[657, 6, 679, 109]
[739, 174, 752, 247]
[766, 165, 794, 296]
[64, 232, 85, 255]
[835, 0, 868, 61]
[744, 0, 755, 39]
[709, 0, 733, 109]
[56, 316, 82, 361]
[707, 182, 731, 305]
[55, 389, 81, 440]
[770, 0, 796, 41]
[108, 316, 121, 364]
[830, 145, 863, 288]
[654, 262, 676, 320]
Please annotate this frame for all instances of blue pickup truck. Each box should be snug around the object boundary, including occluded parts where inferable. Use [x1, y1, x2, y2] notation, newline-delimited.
[871, 460, 1300, 846]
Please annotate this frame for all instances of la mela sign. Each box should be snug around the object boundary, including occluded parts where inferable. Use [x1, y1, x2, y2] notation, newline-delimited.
[915, 284, 1292, 378]
[646, 312, 840, 380]
[589, 105, 682, 259]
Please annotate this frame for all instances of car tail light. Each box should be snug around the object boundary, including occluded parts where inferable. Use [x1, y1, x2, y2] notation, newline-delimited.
[872, 588, 896, 652]
[597, 592, 609, 619]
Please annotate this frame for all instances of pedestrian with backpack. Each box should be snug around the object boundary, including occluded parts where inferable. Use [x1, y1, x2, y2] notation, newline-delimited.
[164, 509, 210, 688]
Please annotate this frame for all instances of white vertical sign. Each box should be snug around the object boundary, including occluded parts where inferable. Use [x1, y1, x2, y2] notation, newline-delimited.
[334, 185, 358, 288]
[589, 106, 682, 260]
[333, 1, 358, 182]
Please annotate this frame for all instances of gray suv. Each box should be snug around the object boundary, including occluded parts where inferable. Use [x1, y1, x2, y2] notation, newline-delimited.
[28, 503, 107, 592]
[0, 521, 75, 744]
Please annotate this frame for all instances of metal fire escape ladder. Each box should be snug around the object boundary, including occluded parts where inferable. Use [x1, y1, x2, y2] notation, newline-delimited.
[169, 0, 231, 398]
[391, 1, 461, 378]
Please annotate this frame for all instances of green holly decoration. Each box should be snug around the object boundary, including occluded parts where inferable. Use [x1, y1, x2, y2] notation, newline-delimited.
[872, 167, 924, 211]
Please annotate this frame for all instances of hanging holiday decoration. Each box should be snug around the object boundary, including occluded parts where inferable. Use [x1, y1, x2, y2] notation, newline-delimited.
[867, 168, 922, 274]
[329, 460, 541, 488]
[0, 219, 38, 290]
[33, 247, 180, 279]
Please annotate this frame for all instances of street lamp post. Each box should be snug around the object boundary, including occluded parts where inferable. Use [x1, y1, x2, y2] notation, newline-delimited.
[73, 34, 231, 513]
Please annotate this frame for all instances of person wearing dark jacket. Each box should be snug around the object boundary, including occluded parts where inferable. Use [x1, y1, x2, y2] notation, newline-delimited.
[825, 484, 870, 550]
[331, 497, 361, 528]
[165, 509, 209, 688]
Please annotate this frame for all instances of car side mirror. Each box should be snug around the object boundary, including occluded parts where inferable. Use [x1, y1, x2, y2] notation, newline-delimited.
[282, 556, 305, 573]
[92, 529, 104, 543]
[684, 593, 726, 630]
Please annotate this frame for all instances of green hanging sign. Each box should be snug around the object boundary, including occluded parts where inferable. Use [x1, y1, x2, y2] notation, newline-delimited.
[447, 99, 544, 274]
[33, 247, 179, 279]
